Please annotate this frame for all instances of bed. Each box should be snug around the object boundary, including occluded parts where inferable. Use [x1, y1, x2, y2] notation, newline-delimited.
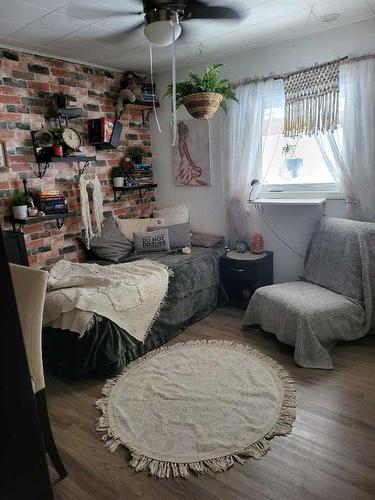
[43, 247, 225, 377]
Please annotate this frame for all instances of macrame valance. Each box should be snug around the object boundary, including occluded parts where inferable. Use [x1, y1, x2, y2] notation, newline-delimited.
[283, 60, 340, 138]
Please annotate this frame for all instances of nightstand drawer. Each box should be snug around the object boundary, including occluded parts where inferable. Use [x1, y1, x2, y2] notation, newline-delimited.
[219, 252, 273, 309]
[220, 259, 257, 281]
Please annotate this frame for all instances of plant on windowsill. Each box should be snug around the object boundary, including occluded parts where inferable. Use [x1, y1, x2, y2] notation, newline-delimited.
[163, 64, 239, 120]
[282, 140, 302, 180]
[11, 189, 29, 219]
[111, 165, 126, 188]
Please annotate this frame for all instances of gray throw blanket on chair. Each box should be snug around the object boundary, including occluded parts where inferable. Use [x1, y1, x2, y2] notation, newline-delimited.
[242, 218, 375, 368]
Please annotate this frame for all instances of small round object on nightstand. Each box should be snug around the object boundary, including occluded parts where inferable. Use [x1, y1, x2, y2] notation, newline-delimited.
[235, 241, 247, 253]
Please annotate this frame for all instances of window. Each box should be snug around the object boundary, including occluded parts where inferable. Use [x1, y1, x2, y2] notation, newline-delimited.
[261, 99, 342, 195]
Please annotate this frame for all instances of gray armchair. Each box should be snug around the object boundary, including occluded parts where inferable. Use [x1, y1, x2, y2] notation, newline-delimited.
[242, 217, 375, 369]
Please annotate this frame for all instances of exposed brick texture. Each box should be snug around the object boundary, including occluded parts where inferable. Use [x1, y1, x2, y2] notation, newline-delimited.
[0, 48, 156, 268]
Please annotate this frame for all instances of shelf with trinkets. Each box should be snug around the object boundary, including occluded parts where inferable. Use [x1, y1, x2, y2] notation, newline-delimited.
[31, 128, 96, 178]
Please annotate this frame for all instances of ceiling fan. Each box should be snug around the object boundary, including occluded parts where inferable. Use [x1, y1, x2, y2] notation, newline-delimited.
[76, 1, 242, 47]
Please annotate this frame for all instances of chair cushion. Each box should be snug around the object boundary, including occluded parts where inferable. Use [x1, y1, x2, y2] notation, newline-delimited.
[243, 281, 366, 369]
[302, 217, 364, 301]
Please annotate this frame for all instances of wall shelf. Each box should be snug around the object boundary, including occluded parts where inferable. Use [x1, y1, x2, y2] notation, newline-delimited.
[34, 155, 96, 179]
[113, 183, 157, 203]
[125, 101, 159, 124]
[9, 211, 77, 231]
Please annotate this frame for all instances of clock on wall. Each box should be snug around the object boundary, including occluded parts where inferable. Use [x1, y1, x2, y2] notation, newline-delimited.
[62, 128, 82, 150]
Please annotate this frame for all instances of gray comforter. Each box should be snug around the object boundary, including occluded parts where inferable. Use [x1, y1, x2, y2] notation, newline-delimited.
[43, 247, 225, 376]
[242, 218, 375, 369]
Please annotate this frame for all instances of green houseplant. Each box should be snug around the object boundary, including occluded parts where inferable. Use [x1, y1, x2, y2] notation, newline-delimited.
[11, 190, 29, 219]
[163, 64, 239, 119]
[127, 146, 146, 165]
[111, 165, 126, 187]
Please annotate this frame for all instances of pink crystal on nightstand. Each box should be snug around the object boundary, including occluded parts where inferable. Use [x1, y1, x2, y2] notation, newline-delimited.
[250, 233, 265, 254]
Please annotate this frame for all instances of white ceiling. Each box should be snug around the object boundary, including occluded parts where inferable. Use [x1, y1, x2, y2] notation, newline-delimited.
[0, 0, 373, 71]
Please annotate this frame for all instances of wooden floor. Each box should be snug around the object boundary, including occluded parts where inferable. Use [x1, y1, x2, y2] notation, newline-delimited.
[46, 307, 375, 500]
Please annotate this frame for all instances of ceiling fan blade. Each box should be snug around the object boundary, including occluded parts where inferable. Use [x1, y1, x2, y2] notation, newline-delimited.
[178, 23, 201, 43]
[95, 22, 145, 45]
[188, 1, 242, 20]
[65, 5, 142, 22]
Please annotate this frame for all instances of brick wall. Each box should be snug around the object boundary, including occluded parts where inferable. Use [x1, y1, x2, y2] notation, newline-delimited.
[0, 48, 156, 268]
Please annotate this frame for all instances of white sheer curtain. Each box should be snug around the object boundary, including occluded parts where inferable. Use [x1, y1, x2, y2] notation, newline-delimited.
[317, 58, 375, 221]
[215, 79, 281, 245]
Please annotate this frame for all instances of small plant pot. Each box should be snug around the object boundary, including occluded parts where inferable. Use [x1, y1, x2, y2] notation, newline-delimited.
[182, 92, 223, 120]
[13, 205, 28, 219]
[53, 145, 64, 157]
[113, 177, 124, 187]
[286, 158, 303, 179]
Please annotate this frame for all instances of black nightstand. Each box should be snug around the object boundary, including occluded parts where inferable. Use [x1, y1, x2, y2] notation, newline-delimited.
[220, 251, 273, 309]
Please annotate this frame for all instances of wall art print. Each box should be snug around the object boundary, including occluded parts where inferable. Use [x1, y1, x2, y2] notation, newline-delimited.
[173, 119, 211, 186]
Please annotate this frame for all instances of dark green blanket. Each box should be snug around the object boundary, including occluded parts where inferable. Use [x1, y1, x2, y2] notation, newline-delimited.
[43, 247, 225, 377]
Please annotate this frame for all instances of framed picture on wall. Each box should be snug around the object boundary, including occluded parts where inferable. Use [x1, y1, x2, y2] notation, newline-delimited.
[172, 119, 211, 186]
[0, 141, 9, 170]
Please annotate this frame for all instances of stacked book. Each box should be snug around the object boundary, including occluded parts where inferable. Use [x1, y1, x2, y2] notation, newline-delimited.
[133, 163, 153, 185]
[141, 84, 159, 106]
[36, 189, 68, 214]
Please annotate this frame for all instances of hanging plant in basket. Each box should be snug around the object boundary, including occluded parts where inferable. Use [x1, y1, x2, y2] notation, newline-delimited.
[163, 64, 239, 120]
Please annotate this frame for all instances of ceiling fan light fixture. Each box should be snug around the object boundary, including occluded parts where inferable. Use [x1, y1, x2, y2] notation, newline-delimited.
[144, 19, 182, 46]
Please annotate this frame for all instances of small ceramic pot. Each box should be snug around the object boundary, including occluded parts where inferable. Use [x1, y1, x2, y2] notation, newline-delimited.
[13, 205, 28, 219]
[113, 177, 124, 187]
[53, 145, 64, 157]
[28, 207, 38, 217]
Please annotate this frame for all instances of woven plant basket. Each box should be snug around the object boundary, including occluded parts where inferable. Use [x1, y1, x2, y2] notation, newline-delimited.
[182, 92, 223, 120]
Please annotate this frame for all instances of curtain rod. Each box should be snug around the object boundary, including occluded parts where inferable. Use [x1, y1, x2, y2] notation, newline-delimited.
[232, 53, 375, 89]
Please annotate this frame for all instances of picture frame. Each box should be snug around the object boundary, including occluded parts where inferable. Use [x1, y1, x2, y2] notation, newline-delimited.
[0, 141, 9, 171]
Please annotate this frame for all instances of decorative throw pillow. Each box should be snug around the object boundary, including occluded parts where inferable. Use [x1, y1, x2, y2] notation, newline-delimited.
[147, 222, 191, 249]
[153, 204, 189, 225]
[117, 217, 164, 242]
[88, 215, 133, 262]
[191, 232, 224, 247]
[133, 229, 170, 253]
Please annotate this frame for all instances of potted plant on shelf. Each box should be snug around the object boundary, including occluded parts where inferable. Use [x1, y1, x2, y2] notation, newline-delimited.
[111, 165, 126, 187]
[127, 146, 146, 165]
[52, 128, 64, 157]
[11, 190, 29, 219]
[163, 64, 239, 120]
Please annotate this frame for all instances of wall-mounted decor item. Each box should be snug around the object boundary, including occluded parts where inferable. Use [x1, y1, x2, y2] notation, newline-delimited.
[0, 141, 9, 170]
[173, 119, 210, 186]
[283, 59, 340, 138]
[88, 118, 123, 150]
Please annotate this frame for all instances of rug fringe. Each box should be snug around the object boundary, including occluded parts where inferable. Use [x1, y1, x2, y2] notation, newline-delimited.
[95, 339, 296, 479]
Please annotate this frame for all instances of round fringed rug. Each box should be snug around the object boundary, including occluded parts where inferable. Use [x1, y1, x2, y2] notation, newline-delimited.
[96, 340, 296, 479]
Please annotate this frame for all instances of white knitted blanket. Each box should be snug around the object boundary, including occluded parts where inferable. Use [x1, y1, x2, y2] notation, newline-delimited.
[43, 260, 172, 342]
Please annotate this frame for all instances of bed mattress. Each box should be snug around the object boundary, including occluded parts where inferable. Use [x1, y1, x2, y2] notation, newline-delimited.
[43, 247, 225, 377]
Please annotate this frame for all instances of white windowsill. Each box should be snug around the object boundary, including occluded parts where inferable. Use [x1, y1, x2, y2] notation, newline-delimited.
[251, 198, 327, 207]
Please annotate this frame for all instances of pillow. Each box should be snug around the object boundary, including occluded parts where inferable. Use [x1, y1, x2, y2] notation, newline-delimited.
[117, 217, 164, 242]
[153, 204, 189, 225]
[133, 229, 170, 253]
[191, 232, 224, 247]
[88, 215, 133, 262]
[147, 222, 191, 249]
